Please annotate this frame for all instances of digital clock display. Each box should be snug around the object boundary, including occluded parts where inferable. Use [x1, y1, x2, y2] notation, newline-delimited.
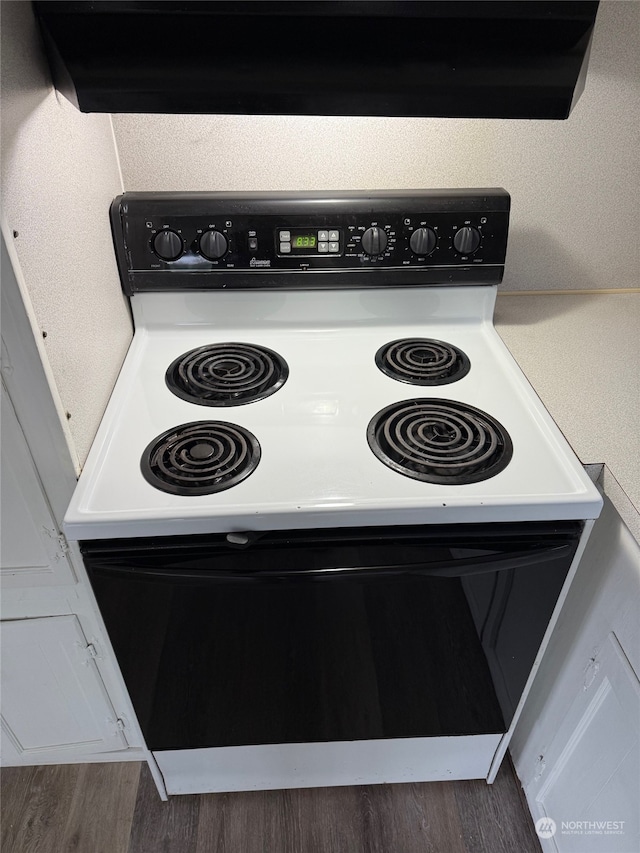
[293, 234, 316, 249]
[278, 228, 335, 255]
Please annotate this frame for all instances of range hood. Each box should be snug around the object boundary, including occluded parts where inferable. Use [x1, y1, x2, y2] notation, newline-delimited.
[34, 1, 599, 119]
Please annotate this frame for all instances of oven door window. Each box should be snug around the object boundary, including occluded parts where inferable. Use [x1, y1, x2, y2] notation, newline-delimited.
[84, 524, 579, 751]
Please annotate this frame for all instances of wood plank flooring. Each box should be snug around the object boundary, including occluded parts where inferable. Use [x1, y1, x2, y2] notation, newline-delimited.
[1, 759, 541, 853]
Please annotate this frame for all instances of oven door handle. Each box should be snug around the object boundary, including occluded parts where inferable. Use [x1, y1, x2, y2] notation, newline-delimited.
[88, 542, 576, 583]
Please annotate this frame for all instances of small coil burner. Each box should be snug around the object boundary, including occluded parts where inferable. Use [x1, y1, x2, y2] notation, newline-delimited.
[367, 399, 512, 485]
[141, 421, 260, 495]
[166, 343, 288, 406]
[375, 338, 470, 386]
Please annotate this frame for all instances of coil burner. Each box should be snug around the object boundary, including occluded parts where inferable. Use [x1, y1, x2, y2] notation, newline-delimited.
[141, 421, 261, 495]
[367, 399, 512, 485]
[375, 338, 471, 386]
[166, 342, 289, 406]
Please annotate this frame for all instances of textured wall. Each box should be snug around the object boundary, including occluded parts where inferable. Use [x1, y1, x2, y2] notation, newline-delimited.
[112, 1, 640, 293]
[1, 2, 133, 466]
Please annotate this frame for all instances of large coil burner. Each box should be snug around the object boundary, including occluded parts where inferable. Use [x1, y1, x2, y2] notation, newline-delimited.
[367, 399, 512, 485]
[166, 342, 288, 406]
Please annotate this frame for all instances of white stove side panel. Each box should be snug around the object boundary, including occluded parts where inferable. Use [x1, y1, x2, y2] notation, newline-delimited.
[154, 734, 502, 795]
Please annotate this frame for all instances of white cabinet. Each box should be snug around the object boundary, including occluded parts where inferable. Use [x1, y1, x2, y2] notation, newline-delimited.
[1, 616, 128, 764]
[0, 233, 144, 766]
[533, 631, 639, 852]
[0, 383, 76, 588]
[511, 497, 640, 852]
[0, 388, 140, 761]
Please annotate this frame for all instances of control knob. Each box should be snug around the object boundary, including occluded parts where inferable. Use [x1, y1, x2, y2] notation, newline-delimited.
[152, 229, 183, 261]
[409, 227, 437, 256]
[361, 226, 388, 256]
[453, 226, 481, 255]
[199, 229, 229, 260]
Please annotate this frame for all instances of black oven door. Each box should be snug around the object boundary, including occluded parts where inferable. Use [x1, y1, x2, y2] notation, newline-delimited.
[82, 521, 581, 752]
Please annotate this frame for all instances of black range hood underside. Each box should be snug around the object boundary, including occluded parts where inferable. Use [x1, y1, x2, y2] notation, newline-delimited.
[34, 1, 599, 120]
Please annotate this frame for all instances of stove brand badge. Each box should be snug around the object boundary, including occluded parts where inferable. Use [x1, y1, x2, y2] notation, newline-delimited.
[535, 817, 557, 839]
[249, 258, 271, 267]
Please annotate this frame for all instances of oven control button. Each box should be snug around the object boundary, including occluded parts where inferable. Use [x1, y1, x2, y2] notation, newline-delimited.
[361, 226, 388, 255]
[453, 226, 481, 255]
[152, 229, 183, 261]
[199, 229, 229, 260]
[409, 227, 437, 256]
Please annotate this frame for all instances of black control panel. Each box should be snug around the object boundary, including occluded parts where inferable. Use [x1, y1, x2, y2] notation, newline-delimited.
[111, 190, 510, 294]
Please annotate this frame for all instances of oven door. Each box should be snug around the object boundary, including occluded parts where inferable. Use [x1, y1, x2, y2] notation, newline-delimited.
[82, 521, 581, 752]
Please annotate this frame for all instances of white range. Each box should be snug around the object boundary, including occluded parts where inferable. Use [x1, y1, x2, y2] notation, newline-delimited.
[65, 190, 603, 798]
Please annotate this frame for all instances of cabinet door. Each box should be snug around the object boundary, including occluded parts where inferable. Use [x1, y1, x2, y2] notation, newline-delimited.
[0, 616, 128, 765]
[529, 631, 640, 852]
[0, 384, 75, 588]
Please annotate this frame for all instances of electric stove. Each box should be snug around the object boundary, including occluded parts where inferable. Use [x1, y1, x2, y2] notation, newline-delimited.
[65, 190, 602, 796]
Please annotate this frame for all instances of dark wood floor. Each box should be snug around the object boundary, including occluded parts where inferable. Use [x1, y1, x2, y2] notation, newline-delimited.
[1, 759, 541, 853]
